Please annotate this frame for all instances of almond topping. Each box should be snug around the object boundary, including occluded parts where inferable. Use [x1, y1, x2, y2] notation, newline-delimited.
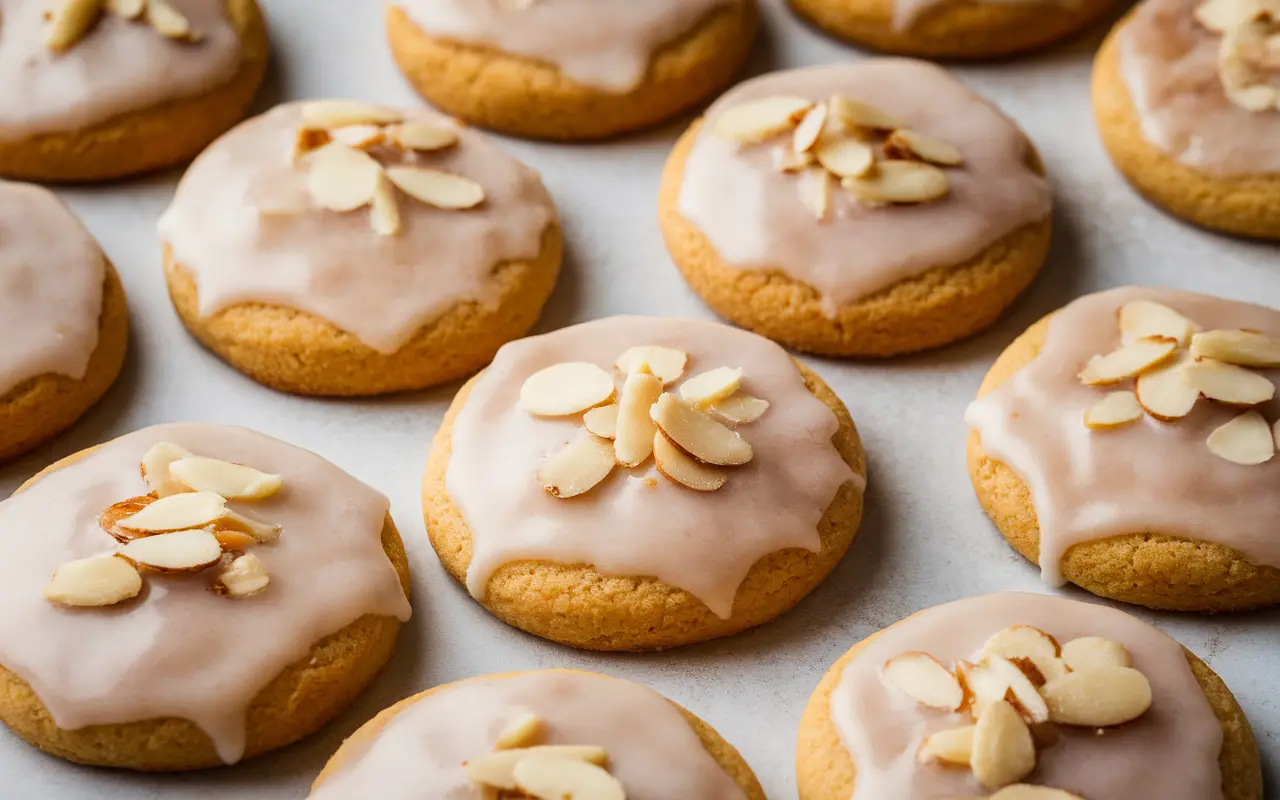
[917, 725, 975, 766]
[140, 441, 195, 497]
[797, 167, 833, 220]
[302, 100, 404, 129]
[653, 432, 728, 492]
[712, 96, 814, 143]
[957, 660, 1009, 720]
[107, 0, 145, 19]
[386, 167, 485, 210]
[1078, 336, 1179, 386]
[828, 95, 907, 131]
[294, 127, 333, 158]
[971, 700, 1037, 790]
[792, 103, 829, 153]
[538, 435, 616, 499]
[221, 509, 283, 542]
[614, 346, 687, 385]
[774, 149, 816, 173]
[215, 530, 258, 552]
[465, 746, 608, 791]
[986, 655, 1050, 724]
[146, 0, 196, 40]
[1182, 358, 1276, 405]
[169, 457, 283, 500]
[100, 496, 157, 543]
[679, 367, 743, 407]
[650, 393, 753, 466]
[992, 786, 1086, 800]
[117, 491, 227, 532]
[1207, 410, 1276, 465]
[520, 363, 615, 417]
[306, 143, 382, 212]
[216, 553, 270, 598]
[814, 137, 876, 179]
[1042, 666, 1152, 727]
[329, 124, 386, 150]
[46, 0, 105, 53]
[370, 170, 403, 236]
[1061, 637, 1131, 672]
[390, 122, 459, 151]
[495, 712, 544, 750]
[118, 529, 223, 573]
[1119, 300, 1196, 345]
[710, 394, 770, 424]
[884, 129, 964, 166]
[614, 367, 663, 468]
[44, 556, 142, 608]
[1195, 0, 1258, 31]
[582, 404, 619, 439]
[882, 651, 964, 710]
[1083, 391, 1144, 430]
[980, 626, 1068, 684]
[512, 757, 625, 800]
[843, 160, 950, 205]
[1134, 353, 1200, 421]
[1190, 329, 1280, 367]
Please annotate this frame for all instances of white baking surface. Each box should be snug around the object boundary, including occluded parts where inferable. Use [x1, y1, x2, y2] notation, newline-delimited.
[2, 1, 1276, 796]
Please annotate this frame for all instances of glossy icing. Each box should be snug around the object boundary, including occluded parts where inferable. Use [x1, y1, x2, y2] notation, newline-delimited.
[832, 592, 1224, 799]
[1118, 0, 1280, 176]
[0, 181, 104, 397]
[445, 316, 860, 619]
[309, 670, 748, 799]
[395, 0, 739, 91]
[0, 423, 411, 763]
[157, 101, 556, 354]
[677, 60, 1051, 315]
[0, 0, 243, 139]
[966, 287, 1280, 584]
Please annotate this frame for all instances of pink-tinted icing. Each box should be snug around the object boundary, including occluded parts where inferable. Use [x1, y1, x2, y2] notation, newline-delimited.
[309, 670, 748, 799]
[676, 60, 1051, 316]
[395, 0, 739, 92]
[157, 101, 556, 354]
[0, 0, 243, 139]
[832, 592, 1225, 799]
[0, 180, 104, 397]
[0, 423, 412, 763]
[965, 287, 1280, 585]
[445, 316, 861, 619]
[1118, 0, 1280, 176]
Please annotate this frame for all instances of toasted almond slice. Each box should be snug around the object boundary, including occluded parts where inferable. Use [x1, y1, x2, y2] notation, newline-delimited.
[583, 404, 619, 439]
[370, 170, 403, 236]
[140, 441, 195, 497]
[1190, 329, 1280, 367]
[651, 393, 753, 467]
[992, 786, 1086, 800]
[513, 757, 625, 800]
[1042, 666, 1152, 727]
[386, 166, 485, 210]
[797, 167, 833, 221]
[985, 655, 1050, 724]
[827, 95, 907, 131]
[302, 100, 403, 129]
[712, 96, 814, 143]
[1078, 336, 1179, 386]
[465, 746, 608, 791]
[917, 725, 975, 766]
[146, 0, 195, 39]
[710, 394, 770, 424]
[168, 457, 283, 500]
[293, 127, 333, 159]
[1207, 410, 1276, 465]
[654, 432, 728, 492]
[329, 124, 386, 149]
[215, 530, 258, 552]
[390, 122, 459, 151]
[615, 346, 687, 385]
[1194, 0, 1258, 31]
[680, 367, 743, 407]
[538, 435, 616, 499]
[100, 496, 158, 543]
[884, 129, 963, 166]
[1135, 353, 1199, 421]
[216, 553, 270, 598]
[1182, 359, 1276, 405]
[614, 368, 663, 468]
[520, 362, 615, 416]
[774, 148, 816, 173]
[955, 660, 1001, 719]
[882, 652, 964, 710]
[980, 626, 1068, 685]
[107, 0, 145, 19]
[1083, 391, 1144, 430]
[843, 160, 950, 205]
[47, 0, 106, 52]
[815, 136, 875, 179]
[792, 103, 829, 153]
[221, 509, 283, 542]
[1119, 300, 1197, 345]
[1061, 637, 1131, 672]
[44, 556, 142, 608]
[971, 700, 1036, 790]
[495, 712, 544, 750]
[118, 529, 223, 572]
[306, 143, 382, 212]
[117, 491, 227, 532]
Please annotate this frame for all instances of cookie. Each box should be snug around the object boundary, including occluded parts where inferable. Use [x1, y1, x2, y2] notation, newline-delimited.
[1092, 0, 1280, 239]
[0, 0, 268, 183]
[796, 592, 1262, 799]
[0, 423, 412, 770]
[422, 315, 866, 651]
[966, 287, 1280, 612]
[385, 0, 757, 140]
[659, 59, 1053, 358]
[0, 181, 128, 462]
[159, 100, 562, 397]
[311, 669, 765, 799]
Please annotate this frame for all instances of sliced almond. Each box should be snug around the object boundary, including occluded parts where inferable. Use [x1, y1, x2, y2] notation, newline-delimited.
[329, 124, 386, 150]
[980, 626, 1068, 685]
[651, 393, 753, 467]
[302, 100, 403, 129]
[1119, 300, 1196, 345]
[1061, 637, 1131, 672]
[992, 786, 1086, 800]
[465, 746, 608, 791]
[215, 530, 258, 552]
[792, 103, 829, 153]
[814, 136, 876, 179]
[307, 143, 382, 212]
[44, 556, 142, 608]
[712, 96, 814, 143]
[582, 404, 619, 439]
[710, 394, 770, 424]
[1083, 391, 1144, 430]
[386, 167, 485, 210]
[679, 367, 743, 407]
[370, 170, 403, 236]
[118, 529, 223, 573]
[1219, 20, 1280, 111]
[917, 725, 974, 766]
[1207, 410, 1276, 465]
[107, 0, 145, 19]
[797, 167, 833, 221]
[882, 652, 964, 710]
[538, 435, 616, 499]
[100, 496, 157, 543]
[957, 660, 1010, 721]
[615, 346, 687, 385]
[1042, 666, 1152, 727]
[390, 122, 459, 152]
[512, 757, 625, 800]
[519, 363, 615, 416]
[168, 457, 283, 501]
[1135, 353, 1200, 421]
[216, 553, 270, 598]
[843, 160, 949, 205]
[146, 0, 196, 40]
[884, 129, 963, 166]
[140, 441, 195, 497]
[971, 700, 1036, 790]
[221, 509, 283, 542]
[1182, 359, 1276, 405]
[1190, 329, 1280, 367]
[46, 0, 105, 53]
[1078, 336, 1179, 386]
[614, 368, 663, 468]
[494, 712, 544, 750]
[774, 148, 816, 173]
[117, 491, 227, 532]
[827, 95, 907, 131]
[653, 432, 728, 492]
[986, 655, 1050, 724]
[293, 127, 333, 159]
[1195, 0, 1259, 31]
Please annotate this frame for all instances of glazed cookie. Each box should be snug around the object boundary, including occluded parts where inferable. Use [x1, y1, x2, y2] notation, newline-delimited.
[310, 669, 765, 799]
[0, 181, 127, 462]
[966, 287, 1280, 612]
[385, 0, 758, 140]
[1092, 0, 1280, 238]
[0, 423, 412, 770]
[660, 60, 1053, 358]
[423, 316, 865, 651]
[158, 100, 562, 396]
[796, 592, 1262, 799]
[0, 0, 268, 183]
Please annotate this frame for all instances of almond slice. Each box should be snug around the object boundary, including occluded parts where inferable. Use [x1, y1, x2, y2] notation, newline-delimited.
[329, 124, 386, 149]
[582, 404, 619, 439]
[971, 700, 1036, 790]
[1041, 666, 1152, 727]
[519, 363, 615, 416]
[302, 100, 403, 129]
[148, 0, 201, 41]
[168, 457, 283, 500]
[614, 367, 663, 468]
[216, 553, 270, 598]
[679, 367, 743, 407]
[538, 435, 616, 499]
[140, 441, 195, 497]
[987, 655, 1049, 724]
[710, 394, 769, 424]
[797, 167, 833, 221]
[814, 137, 875, 179]
[117, 491, 227, 532]
[1194, 0, 1256, 31]
[118, 529, 223, 572]
[221, 509, 283, 542]
[980, 626, 1068, 684]
[512, 757, 625, 800]
[1190, 329, 1280, 367]
[1119, 300, 1197, 345]
[774, 148, 816, 173]
[465, 746, 608, 791]
[843, 160, 949, 205]
[882, 652, 964, 710]
[1135, 353, 1199, 421]
[650, 393, 753, 467]
[712, 96, 814, 143]
[44, 556, 142, 608]
[1207, 410, 1275, 465]
[46, 0, 106, 52]
[1182, 359, 1276, 405]
[653, 432, 728, 492]
[370, 170, 403, 236]
[1083, 391, 1144, 430]
[884, 129, 963, 166]
[293, 127, 333, 159]
[107, 0, 144, 19]
[615, 346, 687, 385]
[827, 95, 907, 131]
[957, 660, 1009, 721]
[1061, 637, 1131, 672]
[306, 143, 382, 212]
[792, 104, 829, 154]
[495, 712, 544, 750]
[390, 122, 459, 152]
[215, 530, 258, 552]
[917, 725, 974, 766]
[386, 167, 485, 210]
[1078, 336, 1179, 386]
[992, 786, 1086, 800]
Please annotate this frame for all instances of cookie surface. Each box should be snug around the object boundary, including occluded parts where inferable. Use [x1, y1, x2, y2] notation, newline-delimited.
[966, 287, 1280, 611]
[0, 424, 412, 770]
[385, 0, 757, 140]
[0, 0, 268, 183]
[422, 316, 865, 651]
[311, 669, 765, 799]
[159, 100, 561, 396]
[796, 592, 1262, 799]
[660, 59, 1052, 357]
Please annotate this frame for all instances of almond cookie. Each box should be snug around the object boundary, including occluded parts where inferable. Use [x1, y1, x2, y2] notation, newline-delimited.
[0, 181, 128, 462]
[660, 60, 1053, 358]
[0, 0, 268, 183]
[0, 423, 412, 770]
[422, 316, 866, 651]
[310, 669, 765, 799]
[159, 100, 562, 396]
[1092, 0, 1280, 238]
[797, 592, 1262, 799]
[966, 287, 1280, 612]
[385, 0, 758, 140]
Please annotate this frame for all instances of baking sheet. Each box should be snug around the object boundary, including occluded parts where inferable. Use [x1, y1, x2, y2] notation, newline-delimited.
[2, 0, 1277, 796]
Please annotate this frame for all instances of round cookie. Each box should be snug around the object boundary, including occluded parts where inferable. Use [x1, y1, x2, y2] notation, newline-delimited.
[796, 592, 1262, 799]
[422, 316, 866, 651]
[0, 0, 268, 183]
[1092, 0, 1280, 239]
[0, 181, 128, 462]
[0, 423, 412, 770]
[659, 59, 1053, 358]
[966, 287, 1280, 612]
[311, 669, 765, 799]
[385, 0, 758, 141]
[159, 100, 562, 397]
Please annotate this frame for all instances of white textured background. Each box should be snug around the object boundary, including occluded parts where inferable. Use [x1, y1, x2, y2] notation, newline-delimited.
[1, 1, 1276, 797]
